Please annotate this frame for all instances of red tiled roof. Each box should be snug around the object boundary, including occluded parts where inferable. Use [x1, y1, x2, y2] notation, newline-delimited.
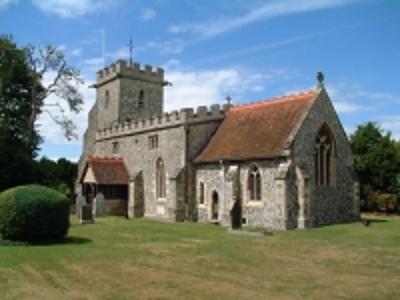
[81, 156, 129, 185]
[195, 90, 318, 163]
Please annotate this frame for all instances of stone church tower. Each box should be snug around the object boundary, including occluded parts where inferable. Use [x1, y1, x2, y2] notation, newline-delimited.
[93, 60, 165, 129]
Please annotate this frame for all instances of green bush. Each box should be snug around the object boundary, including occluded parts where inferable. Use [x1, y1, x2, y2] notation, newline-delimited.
[0, 185, 70, 241]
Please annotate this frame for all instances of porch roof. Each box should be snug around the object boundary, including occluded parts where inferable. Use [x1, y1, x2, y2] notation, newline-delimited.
[80, 156, 129, 185]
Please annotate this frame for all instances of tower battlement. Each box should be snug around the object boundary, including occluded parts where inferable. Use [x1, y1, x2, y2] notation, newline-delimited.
[96, 60, 164, 86]
[96, 104, 229, 140]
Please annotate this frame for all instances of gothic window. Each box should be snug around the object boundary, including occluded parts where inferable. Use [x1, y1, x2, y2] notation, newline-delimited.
[148, 134, 158, 149]
[156, 157, 166, 198]
[105, 90, 110, 108]
[199, 182, 205, 205]
[138, 89, 145, 107]
[248, 165, 261, 201]
[315, 124, 336, 186]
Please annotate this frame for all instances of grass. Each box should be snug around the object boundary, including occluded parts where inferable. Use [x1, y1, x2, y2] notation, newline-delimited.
[0, 216, 400, 300]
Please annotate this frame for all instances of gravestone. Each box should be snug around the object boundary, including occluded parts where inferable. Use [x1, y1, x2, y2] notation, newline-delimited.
[76, 195, 87, 220]
[95, 192, 106, 217]
[81, 204, 94, 224]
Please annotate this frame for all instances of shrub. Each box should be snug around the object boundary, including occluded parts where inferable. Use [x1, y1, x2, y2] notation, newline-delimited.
[0, 185, 70, 241]
[396, 175, 400, 209]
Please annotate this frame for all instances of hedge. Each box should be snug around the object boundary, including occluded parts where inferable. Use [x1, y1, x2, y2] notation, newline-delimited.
[0, 185, 70, 241]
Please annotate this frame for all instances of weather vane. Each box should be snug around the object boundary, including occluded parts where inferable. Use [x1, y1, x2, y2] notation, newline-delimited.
[316, 71, 325, 88]
[127, 36, 134, 66]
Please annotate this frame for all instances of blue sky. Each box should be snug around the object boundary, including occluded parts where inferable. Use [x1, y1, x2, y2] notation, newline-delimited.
[0, 0, 399, 161]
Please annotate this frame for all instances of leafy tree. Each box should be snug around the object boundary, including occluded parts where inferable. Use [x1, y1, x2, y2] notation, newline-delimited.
[350, 122, 400, 208]
[0, 36, 40, 190]
[0, 35, 83, 191]
[25, 43, 83, 140]
[396, 175, 400, 207]
[34, 157, 77, 194]
[56, 158, 77, 190]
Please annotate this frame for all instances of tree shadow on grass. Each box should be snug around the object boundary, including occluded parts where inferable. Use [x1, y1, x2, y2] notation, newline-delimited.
[363, 218, 387, 223]
[0, 236, 92, 246]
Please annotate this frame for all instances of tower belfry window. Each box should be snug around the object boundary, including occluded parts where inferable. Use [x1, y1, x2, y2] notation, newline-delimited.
[105, 90, 110, 108]
[138, 89, 145, 107]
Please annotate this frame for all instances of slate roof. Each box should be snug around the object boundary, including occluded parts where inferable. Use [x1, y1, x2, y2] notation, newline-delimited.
[81, 156, 130, 185]
[195, 90, 318, 163]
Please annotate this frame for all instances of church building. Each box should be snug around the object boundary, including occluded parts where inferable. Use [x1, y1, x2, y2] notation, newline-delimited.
[77, 59, 359, 230]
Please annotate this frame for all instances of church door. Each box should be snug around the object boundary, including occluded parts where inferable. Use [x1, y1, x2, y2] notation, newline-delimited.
[211, 191, 219, 221]
[230, 200, 242, 229]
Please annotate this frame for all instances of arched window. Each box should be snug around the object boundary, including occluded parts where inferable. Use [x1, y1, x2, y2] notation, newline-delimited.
[156, 157, 166, 198]
[104, 90, 110, 108]
[315, 124, 335, 186]
[248, 165, 261, 201]
[138, 89, 145, 107]
[199, 182, 205, 205]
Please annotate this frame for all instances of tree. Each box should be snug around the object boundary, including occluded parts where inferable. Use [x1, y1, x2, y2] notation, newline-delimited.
[26, 43, 84, 140]
[34, 157, 77, 193]
[0, 36, 40, 190]
[350, 122, 400, 208]
[0, 35, 83, 191]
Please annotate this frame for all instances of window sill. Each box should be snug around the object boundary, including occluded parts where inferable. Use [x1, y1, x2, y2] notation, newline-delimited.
[157, 197, 167, 202]
[245, 201, 264, 208]
[198, 204, 207, 209]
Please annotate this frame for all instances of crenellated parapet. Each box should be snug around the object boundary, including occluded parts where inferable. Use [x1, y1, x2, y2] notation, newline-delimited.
[96, 103, 229, 140]
[95, 60, 164, 86]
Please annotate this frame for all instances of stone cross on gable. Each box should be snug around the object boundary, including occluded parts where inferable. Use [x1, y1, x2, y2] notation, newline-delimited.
[226, 95, 232, 106]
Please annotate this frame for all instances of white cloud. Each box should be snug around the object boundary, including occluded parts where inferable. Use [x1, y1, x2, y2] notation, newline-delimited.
[47, 156, 79, 163]
[32, 0, 117, 18]
[333, 101, 362, 113]
[140, 8, 157, 21]
[326, 83, 399, 114]
[82, 57, 104, 73]
[70, 48, 82, 56]
[0, 0, 17, 10]
[36, 66, 269, 146]
[380, 116, 400, 140]
[143, 39, 185, 55]
[107, 47, 129, 61]
[164, 66, 271, 111]
[169, 0, 357, 38]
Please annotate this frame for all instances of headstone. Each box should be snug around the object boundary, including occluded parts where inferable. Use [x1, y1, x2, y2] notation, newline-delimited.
[95, 192, 107, 217]
[76, 195, 87, 220]
[81, 205, 94, 224]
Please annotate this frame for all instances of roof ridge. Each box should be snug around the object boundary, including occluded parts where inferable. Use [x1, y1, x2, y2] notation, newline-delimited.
[232, 89, 316, 111]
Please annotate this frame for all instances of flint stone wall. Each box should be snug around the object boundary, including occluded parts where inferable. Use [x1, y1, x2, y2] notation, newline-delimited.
[195, 159, 284, 229]
[291, 89, 358, 226]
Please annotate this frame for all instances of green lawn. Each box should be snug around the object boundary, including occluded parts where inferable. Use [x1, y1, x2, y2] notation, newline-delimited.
[1, 216, 399, 300]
